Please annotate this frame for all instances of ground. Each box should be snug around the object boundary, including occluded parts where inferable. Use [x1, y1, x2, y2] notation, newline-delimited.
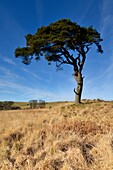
[0, 101, 113, 169]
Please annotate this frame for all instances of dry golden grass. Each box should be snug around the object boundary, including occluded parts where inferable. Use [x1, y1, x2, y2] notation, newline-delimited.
[0, 101, 113, 169]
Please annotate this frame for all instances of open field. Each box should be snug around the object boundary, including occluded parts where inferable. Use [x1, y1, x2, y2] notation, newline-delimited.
[13, 102, 29, 109]
[0, 101, 113, 169]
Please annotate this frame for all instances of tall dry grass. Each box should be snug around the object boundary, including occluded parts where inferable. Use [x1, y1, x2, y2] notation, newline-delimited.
[0, 101, 113, 169]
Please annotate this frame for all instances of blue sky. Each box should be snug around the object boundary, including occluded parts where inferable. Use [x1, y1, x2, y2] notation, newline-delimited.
[0, 0, 113, 102]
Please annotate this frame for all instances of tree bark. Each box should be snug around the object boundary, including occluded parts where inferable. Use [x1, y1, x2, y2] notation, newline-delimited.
[74, 72, 83, 104]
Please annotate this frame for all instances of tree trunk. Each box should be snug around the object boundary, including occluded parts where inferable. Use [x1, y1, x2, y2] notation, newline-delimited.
[75, 80, 83, 103]
[74, 72, 83, 104]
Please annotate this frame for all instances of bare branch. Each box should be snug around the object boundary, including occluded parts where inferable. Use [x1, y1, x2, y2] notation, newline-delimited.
[74, 88, 79, 95]
[85, 45, 90, 54]
[56, 60, 68, 68]
[83, 76, 85, 79]
[80, 54, 86, 71]
[61, 47, 74, 64]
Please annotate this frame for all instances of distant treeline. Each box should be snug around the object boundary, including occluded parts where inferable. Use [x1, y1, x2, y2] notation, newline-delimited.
[0, 101, 21, 110]
[29, 99, 46, 109]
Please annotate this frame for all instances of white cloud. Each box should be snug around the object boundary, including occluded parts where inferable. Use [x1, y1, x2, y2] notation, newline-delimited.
[83, 59, 113, 100]
[22, 67, 42, 80]
[0, 79, 64, 101]
[0, 66, 23, 79]
[4, 57, 16, 65]
[35, 0, 44, 26]
[100, 0, 113, 36]
[84, 0, 113, 100]
[0, 3, 25, 48]
[79, 0, 94, 23]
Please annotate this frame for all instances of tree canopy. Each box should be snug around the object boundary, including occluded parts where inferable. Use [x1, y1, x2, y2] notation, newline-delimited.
[15, 19, 103, 103]
[15, 19, 103, 66]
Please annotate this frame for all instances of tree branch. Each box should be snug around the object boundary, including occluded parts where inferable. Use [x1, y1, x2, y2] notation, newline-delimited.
[56, 60, 68, 68]
[80, 53, 86, 71]
[61, 47, 74, 64]
[74, 88, 79, 95]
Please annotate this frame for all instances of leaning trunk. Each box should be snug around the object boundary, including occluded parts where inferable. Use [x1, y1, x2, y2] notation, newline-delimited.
[74, 72, 83, 104]
[75, 80, 83, 103]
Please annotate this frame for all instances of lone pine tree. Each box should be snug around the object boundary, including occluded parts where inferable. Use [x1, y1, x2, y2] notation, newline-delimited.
[15, 19, 103, 103]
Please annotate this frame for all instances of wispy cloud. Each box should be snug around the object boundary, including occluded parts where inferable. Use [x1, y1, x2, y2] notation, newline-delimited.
[0, 3, 25, 49]
[100, 0, 113, 37]
[100, 0, 113, 76]
[0, 79, 63, 101]
[22, 67, 42, 80]
[90, 0, 113, 100]
[4, 57, 16, 65]
[83, 59, 113, 100]
[79, 0, 94, 23]
[0, 66, 23, 79]
[35, 0, 44, 26]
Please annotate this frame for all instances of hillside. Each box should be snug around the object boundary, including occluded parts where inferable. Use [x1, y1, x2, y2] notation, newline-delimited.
[0, 101, 113, 169]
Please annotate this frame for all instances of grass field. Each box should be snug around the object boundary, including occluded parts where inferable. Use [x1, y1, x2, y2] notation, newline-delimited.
[0, 101, 113, 169]
[13, 102, 29, 109]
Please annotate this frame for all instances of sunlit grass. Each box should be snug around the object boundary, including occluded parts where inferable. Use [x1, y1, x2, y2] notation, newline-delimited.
[0, 101, 113, 169]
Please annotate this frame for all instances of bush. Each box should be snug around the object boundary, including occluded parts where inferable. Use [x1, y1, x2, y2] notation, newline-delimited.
[38, 100, 46, 108]
[3, 101, 14, 110]
[0, 101, 21, 110]
[0, 102, 4, 110]
[11, 106, 21, 110]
